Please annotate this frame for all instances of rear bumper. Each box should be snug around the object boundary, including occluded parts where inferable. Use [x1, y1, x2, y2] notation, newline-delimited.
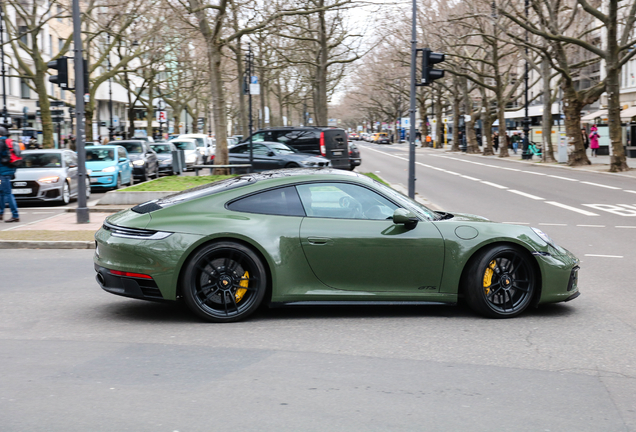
[350, 158, 361, 167]
[95, 264, 165, 301]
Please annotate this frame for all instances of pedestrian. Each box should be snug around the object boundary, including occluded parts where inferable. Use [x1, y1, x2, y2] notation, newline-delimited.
[589, 125, 599, 157]
[511, 132, 520, 154]
[581, 127, 590, 153]
[0, 126, 20, 223]
[492, 132, 499, 152]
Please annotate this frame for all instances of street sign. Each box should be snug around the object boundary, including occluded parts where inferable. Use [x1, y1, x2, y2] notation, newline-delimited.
[250, 76, 260, 95]
[113, 116, 119, 126]
[156, 111, 167, 123]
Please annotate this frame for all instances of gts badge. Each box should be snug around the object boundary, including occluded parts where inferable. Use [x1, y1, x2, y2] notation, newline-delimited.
[418, 286, 436, 291]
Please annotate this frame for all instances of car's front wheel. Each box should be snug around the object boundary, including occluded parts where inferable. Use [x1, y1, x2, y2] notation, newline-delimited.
[182, 242, 267, 323]
[59, 181, 71, 205]
[463, 245, 536, 318]
[85, 178, 91, 199]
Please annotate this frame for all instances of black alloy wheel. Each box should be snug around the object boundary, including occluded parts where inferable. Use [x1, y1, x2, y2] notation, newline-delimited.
[464, 245, 536, 318]
[182, 242, 267, 323]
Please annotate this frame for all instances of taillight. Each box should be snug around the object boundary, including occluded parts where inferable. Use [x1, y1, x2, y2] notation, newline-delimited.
[210, 155, 215, 160]
[109, 269, 153, 279]
[320, 132, 326, 156]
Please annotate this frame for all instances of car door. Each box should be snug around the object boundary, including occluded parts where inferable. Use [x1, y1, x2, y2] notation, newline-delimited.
[297, 182, 445, 293]
[144, 143, 158, 172]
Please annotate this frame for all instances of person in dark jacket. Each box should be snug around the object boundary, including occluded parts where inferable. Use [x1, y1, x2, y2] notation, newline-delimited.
[0, 126, 20, 222]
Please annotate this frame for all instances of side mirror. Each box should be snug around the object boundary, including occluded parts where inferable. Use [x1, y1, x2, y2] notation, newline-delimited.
[393, 208, 419, 229]
[267, 151, 275, 157]
[119, 157, 127, 162]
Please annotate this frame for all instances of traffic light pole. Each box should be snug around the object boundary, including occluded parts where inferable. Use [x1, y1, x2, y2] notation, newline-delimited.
[408, 0, 417, 198]
[0, 5, 9, 126]
[72, 0, 89, 223]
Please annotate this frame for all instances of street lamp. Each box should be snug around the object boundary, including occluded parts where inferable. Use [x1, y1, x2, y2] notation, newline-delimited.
[107, 33, 115, 141]
[521, 0, 531, 159]
[0, 5, 10, 126]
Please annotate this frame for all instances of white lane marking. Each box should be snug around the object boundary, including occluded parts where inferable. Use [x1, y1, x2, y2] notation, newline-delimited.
[500, 167, 521, 171]
[548, 175, 578, 182]
[625, 190, 636, 194]
[461, 175, 480, 181]
[616, 226, 636, 229]
[576, 224, 606, 227]
[523, 171, 547, 176]
[508, 190, 545, 200]
[481, 181, 508, 189]
[539, 223, 568, 226]
[545, 201, 599, 216]
[32, 211, 54, 214]
[502, 222, 531, 225]
[580, 181, 621, 190]
[584, 254, 623, 258]
[583, 204, 636, 216]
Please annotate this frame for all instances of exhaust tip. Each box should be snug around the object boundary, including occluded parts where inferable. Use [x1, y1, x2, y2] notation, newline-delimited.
[96, 272, 105, 286]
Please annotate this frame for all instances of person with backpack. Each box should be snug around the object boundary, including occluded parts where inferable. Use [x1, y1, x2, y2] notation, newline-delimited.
[0, 126, 21, 222]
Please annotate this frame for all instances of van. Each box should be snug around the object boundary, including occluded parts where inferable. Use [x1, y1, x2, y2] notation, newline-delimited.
[241, 127, 350, 170]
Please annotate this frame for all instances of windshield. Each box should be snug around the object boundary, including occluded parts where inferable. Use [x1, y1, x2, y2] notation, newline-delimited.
[172, 141, 196, 150]
[86, 148, 115, 162]
[268, 143, 297, 155]
[371, 180, 440, 220]
[151, 145, 172, 154]
[120, 142, 143, 154]
[22, 153, 63, 168]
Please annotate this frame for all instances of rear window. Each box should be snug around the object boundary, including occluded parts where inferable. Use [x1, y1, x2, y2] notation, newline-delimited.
[132, 176, 256, 213]
[120, 142, 143, 153]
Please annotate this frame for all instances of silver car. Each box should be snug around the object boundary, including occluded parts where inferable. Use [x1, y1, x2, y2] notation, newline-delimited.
[11, 149, 91, 205]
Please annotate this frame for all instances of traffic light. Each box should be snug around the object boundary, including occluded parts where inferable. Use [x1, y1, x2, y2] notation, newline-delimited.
[47, 56, 69, 89]
[421, 48, 445, 86]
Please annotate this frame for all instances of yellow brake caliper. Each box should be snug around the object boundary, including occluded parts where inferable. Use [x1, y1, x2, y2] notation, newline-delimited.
[235, 271, 249, 302]
[483, 260, 496, 295]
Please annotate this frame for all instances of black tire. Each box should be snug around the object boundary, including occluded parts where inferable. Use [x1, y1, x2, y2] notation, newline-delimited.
[463, 245, 536, 318]
[113, 175, 122, 190]
[285, 162, 300, 168]
[140, 169, 148, 182]
[182, 242, 267, 323]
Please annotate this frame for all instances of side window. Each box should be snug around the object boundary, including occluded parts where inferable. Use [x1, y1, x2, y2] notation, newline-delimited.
[296, 183, 398, 220]
[118, 148, 127, 159]
[252, 144, 269, 155]
[227, 186, 305, 217]
[229, 145, 247, 154]
[63, 152, 74, 167]
[251, 132, 271, 142]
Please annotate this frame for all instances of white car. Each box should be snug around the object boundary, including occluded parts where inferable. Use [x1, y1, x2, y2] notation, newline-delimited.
[169, 138, 204, 169]
[177, 134, 214, 163]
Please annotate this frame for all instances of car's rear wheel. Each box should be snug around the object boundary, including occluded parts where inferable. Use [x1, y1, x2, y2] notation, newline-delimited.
[182, 242, 267, 323]
[464, 245, 536, 318]
[285, 162, 300, 168]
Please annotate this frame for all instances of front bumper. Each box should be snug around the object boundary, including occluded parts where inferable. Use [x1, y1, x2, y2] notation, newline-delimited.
[90, 174, 117, 187]
[12, 180, 64, 201]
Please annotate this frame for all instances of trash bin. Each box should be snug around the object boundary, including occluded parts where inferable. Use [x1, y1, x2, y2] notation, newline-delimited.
[171, 149, 185, 174]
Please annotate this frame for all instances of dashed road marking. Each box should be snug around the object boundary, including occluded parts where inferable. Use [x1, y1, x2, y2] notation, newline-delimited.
[461, 175, 481, 181]
[580, 181, 621, 190]
[625, 190, 636, 194]
[481, 181, 507, 189]
[547, 175, 578, 181]
[523, 171, 547, 176]
[584, 254, 623, 258]
[576, 224, 606, 227]
[502, 222, 531, 225]
[508, 190, 545, 200]
[539, 223, 568, 226]
[545, 201, 600, 216]
[616, 226, 636, 229]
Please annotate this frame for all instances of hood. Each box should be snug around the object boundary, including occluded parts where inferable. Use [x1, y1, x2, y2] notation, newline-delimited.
[441, 212, 492, 222]
[126, 153, 143, 161]
[155, 153, 172, 160]
[14, 167, 66, 180]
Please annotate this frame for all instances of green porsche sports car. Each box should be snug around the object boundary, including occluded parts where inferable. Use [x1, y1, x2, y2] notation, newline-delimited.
[94, 169, 580, 322]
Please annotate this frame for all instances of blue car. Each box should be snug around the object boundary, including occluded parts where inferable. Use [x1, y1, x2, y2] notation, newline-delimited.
[86, 145, 133, 189]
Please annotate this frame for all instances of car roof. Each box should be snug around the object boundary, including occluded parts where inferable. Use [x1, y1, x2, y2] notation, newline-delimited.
[170, 138, 196, 142]
[86, 145, 122, 149]
[22, 149, 66, 153]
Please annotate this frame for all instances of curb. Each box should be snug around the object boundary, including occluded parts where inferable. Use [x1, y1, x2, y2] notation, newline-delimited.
[0, 240, 95, 250]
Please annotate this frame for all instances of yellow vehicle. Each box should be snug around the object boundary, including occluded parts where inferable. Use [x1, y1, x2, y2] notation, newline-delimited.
[371, 133, 390, 144]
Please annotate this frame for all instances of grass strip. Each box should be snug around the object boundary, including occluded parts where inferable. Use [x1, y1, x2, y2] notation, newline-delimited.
[362, 172, 389, 186]
[120, 175, 235, 192]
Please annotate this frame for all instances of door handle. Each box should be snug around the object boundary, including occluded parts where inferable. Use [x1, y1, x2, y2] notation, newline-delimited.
[307, 237, 331, 245]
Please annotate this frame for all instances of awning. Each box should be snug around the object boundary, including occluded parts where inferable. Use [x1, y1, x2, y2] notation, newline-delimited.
[581, 110, 607, 122]
[620, 106, 636, 120]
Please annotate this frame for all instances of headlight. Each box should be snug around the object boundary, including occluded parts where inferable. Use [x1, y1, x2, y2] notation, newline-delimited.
[532, 227, 555, 247]
[300, 160, 318, 166]
[38, 176, 59, 184]
[102, 166, 117, 172]
[133, 160, 145, 166]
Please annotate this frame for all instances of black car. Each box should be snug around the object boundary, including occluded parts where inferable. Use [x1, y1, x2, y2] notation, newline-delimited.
[241, 127, 349, 170]
[117, 140, 159, 181]
[348, 142, 362, 170]
[228, 142, 330, 172]
[150, 142, 177, 175]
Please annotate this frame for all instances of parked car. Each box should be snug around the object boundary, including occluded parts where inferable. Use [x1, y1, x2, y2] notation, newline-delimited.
[131, 136, 154, 143]
[228, 142, 331, 172]
[94, 169, 580, 323]
[177, 134, 215, 163]
[170, 138, 202, 169]
[85, 145, 133, 190]
[117, 140, 159, 182]
[372, 133, 390, 144]
[240, 127, 349, 170]
[150, 142, 178, 176]
[12, 149, 90, 204]
[348, 133, 359, 140]
[348, 142, 362, 170]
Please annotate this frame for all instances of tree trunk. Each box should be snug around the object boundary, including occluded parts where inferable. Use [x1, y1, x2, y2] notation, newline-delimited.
[146, 83, 154, 138]
[34, 73, 54, 148]
[315, 4, 328, 126]
[451, 96, 460, 152]
[209, 45, 229, 173]
[541, 57, 556, 162]
[496, 94, 509, 158]
[562, 88, 589, 166]
[435, 89, 443, 149]
[606, 66, 627, 171]
[462, 77, 479, 153]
